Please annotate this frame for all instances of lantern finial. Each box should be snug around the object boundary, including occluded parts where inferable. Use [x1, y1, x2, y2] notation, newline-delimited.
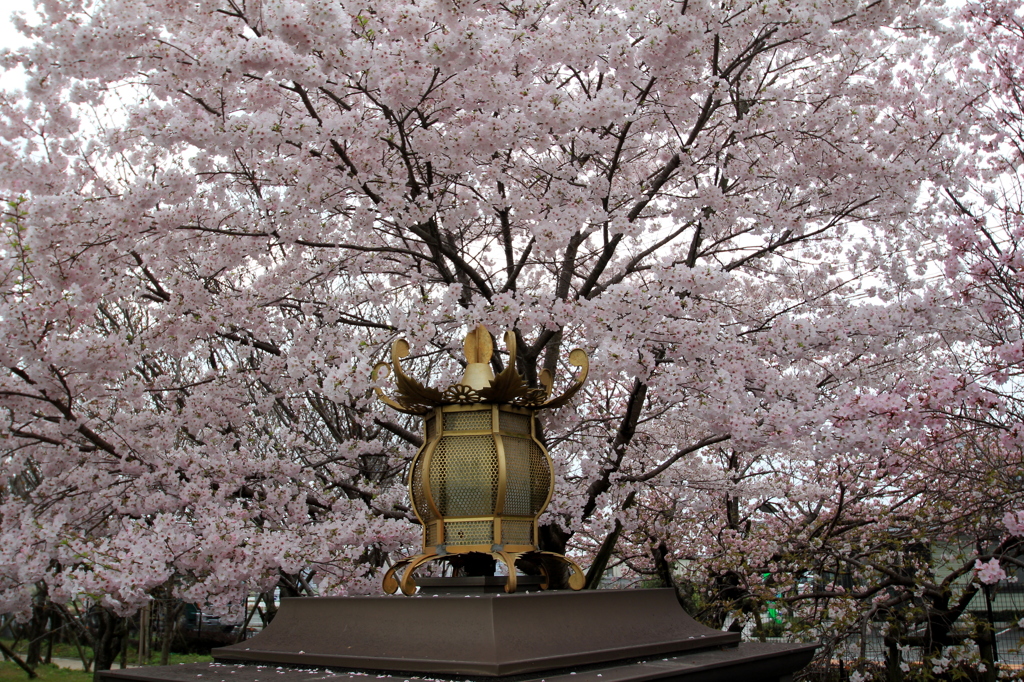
[460, 325, 495, 390]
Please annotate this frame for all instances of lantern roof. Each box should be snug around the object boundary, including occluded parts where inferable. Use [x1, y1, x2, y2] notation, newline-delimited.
[372, 325, 588, 415]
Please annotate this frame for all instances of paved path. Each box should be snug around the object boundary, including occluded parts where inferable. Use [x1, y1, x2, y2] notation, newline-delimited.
[50, 657, 86, 670]
[48, 657, 140, 671]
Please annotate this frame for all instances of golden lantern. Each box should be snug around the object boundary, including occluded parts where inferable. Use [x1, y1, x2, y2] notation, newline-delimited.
[374, 326, 588, 595]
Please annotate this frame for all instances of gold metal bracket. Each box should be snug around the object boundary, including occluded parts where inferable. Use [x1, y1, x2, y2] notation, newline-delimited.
[382, 551, 586, 596]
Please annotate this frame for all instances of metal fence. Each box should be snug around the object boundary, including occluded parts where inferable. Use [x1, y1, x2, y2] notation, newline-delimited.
[748, 583, 1024, 680]
[796, 627, 1023, 680]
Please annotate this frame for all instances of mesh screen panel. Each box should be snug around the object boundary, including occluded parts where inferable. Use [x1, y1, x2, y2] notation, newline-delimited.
[444, 410, 492, 431]
[425, 415, 437, 440]
[502, 437, 533, 516]
[501, 519, 533, 546]
[444, 520, 494, 546]
[410, 456, 435, 522]
[430, 434, 498, 517]
[425, 521, 439, 547]
[529, 440, 551, 514]
[498, 411, 531, 434]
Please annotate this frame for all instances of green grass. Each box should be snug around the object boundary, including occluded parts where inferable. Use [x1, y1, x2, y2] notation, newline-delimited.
[0, 643, 80, 662]
[1, 640, 212, 669]
[0, 662, 93, 682]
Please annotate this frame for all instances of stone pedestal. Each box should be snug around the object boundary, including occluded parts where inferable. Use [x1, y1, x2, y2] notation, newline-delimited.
[100, 589, 815, 682]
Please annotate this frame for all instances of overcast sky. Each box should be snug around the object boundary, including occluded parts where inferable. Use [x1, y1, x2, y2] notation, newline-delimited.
[1, 1, 40, 91]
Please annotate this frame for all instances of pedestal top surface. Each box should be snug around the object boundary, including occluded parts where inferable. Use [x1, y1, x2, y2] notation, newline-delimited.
[103, 641, 817, 682]
[211, 589, 741, 676]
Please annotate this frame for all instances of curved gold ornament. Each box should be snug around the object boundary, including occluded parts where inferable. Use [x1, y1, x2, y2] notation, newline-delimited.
[391, 340, 446, 409]
[398, 553, 436, 596]
[538, 368, 554, 401]
[372, 363, 423, 415]
[539, 348, 589, 409]
[496, 551, 519, 593]
[382, 556, 415, 595]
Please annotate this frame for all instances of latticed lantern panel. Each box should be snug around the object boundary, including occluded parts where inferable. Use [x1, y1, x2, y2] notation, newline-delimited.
[503, 437, 531, 516]
[498, 410, 531, 435]
[444, 410, 493, 432]
[425, 520, 441, 547]
[528, 442, 550, 513]
[410, 455, 435, 523]
[501, 436, 545, 516]
[444, 520, 494, 546]
[500, 519, 534, 546]
[430, 433, 498, 517]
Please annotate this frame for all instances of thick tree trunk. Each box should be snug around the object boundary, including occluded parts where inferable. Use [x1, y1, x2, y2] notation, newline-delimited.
[25, 588, 48, 668]
[119, 622, 129, 669]
[584, 492, 637, 590]
[651, 539, 686, 607]
[538, 523, 572, 589]
[584, 521, 622, 589]
[137, 603, 151, 665]
[43, 610, 54, 666]
[159, 602, 184, 666]
[278, 572, 302, 598]
[259, 591, 278, 626]
[91, 608, 127, 682]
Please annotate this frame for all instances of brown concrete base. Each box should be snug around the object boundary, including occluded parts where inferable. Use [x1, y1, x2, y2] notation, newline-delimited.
[99, 589, 816, 682]
[212, 588, 746, 675]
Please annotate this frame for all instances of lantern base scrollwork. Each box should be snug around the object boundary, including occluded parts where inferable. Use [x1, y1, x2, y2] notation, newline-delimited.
[382, 550, 586, 596]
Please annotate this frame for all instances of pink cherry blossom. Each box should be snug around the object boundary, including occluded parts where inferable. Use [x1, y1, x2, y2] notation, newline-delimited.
[1003, 511, 1024, 537]
[0, 0, 1020, 675]
[974, 558, 1008, 585]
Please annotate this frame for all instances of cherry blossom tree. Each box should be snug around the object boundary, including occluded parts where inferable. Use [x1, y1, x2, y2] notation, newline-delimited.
[943, 0, 1024, 454]
[582, 3, 1024, 677]
[0, 0, 1009, 675]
